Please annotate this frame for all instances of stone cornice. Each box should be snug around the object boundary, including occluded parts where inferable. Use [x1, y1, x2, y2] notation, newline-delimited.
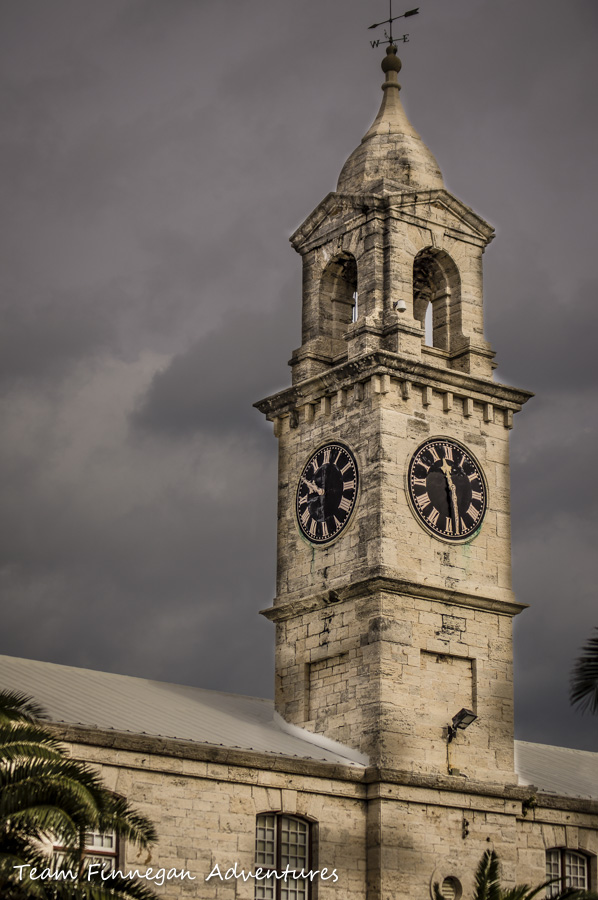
[389, 189, 495, 243]
[254, 350, 533, 418]
[260, 573, 527, 623]
[46, 723, 366, 783]
[364, 768, 598, 816]
[46, 724, 598, 817]
[290, 188, 494, 254]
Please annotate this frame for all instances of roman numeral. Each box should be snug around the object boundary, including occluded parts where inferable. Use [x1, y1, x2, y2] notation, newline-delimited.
[443, 444, 454, 461]
[338, 496, 352, 513]
[412, 477, 427, 488]
[299, 494, 308, 507]
[467, 472, 477, 482]
[466, 503, 479, 520]
[308, 519, 317, 537]
[459, 453, 466, 468]
[471, 490, 482, 502]
[343, 479, 356, 491]
[333, 516, 342, 530]
[418, 462, 431, 473]
[322, 448, 331, 464]
[428, 446, 440, 462]
[321, 521, 329, 539]
[416, 492, 431, 510]
[340, 461, 352, 475]
[428, 508, 440, 527]
[445, 518, 453, 535]
[460, 517, 467, 532]
[334, 450, 342, 465]
[300, 509, 310, 528]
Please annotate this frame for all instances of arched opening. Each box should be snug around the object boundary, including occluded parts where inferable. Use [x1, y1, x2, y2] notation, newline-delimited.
[424, 300, 433, 346]
[319, 253, 358, 346]
[413, 249, 461, 352]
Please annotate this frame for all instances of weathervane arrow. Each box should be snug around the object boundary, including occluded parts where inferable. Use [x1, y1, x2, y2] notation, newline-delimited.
[368, 4, 419, 48]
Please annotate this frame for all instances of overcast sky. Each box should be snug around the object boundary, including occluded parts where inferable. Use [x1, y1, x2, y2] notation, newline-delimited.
[0, 0, 596, 752]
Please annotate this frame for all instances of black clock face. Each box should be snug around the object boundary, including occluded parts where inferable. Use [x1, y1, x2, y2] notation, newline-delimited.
[296, 442, 359, 545]
[408, 438, 487, 542]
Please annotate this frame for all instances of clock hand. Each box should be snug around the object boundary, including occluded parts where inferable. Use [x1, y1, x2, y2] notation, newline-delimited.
[440, 458, 454, 487]
[441, 459, 459, 534]
[301, 476, 324, 496]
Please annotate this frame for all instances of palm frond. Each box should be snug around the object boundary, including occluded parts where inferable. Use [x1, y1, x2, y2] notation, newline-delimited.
[0, 690, 48, 724]
[554, 891, 598, 899]
[570, 629, 598, 714]
[0, 722, 66, 757]
[501, 883, 550, 899]
[0, 689, 159, 900]
[474, 849, 502, 900]
[97, 795, 157, 848]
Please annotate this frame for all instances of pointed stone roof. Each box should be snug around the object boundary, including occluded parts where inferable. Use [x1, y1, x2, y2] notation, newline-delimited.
[337, 45, 444, 195]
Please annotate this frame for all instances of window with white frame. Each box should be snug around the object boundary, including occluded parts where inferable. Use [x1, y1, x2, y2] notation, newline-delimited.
[53, 830, 118, 873]
[546, 849, 589, 896]
[255, 813, 311, 900]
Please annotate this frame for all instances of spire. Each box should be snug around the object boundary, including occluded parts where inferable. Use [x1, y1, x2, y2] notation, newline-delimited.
[336, 45, 444, 194]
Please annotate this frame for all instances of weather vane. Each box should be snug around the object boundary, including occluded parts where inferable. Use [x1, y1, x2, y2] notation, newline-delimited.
[368, 4, 419, 48]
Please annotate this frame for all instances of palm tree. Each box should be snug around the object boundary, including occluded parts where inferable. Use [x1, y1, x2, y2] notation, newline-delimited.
[570, 629, 598, 714]
[433, 849, 598, 900]
[0, 688, 158, 900]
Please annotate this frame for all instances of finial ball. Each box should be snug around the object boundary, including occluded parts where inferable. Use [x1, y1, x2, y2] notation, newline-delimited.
[382, 44, 402, 74]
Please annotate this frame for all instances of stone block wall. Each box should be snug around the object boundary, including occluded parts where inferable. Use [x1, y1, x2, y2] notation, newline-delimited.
[274, 589, 516, 782]
[54, 732, 598, 900]
[65, 736, 367, 900]
[273, 363, 520, 608]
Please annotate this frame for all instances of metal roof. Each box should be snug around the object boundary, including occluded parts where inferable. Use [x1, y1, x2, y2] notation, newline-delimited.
[1, 654, 597, 798]
[0, 654, 367, 767]
[514, 740, 598, 801]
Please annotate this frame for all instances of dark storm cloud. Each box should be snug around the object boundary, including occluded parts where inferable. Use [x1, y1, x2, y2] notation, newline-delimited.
[510, 388, 598, 525]
[132, 303, 295, 437]
[0, 365, 278, 691]
[493, 281, 598, 391]
[0, 0, 596, 750]
[512, 522, 597, 747]
[0, 290, 113, 385]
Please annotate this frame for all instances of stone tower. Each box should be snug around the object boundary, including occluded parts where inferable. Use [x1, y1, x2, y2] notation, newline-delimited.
[255, 46, 532, 784]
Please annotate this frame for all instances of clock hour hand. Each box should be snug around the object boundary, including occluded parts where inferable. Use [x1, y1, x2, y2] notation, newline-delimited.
[301, 476, 324, 496]
[441, 459, 459, 535]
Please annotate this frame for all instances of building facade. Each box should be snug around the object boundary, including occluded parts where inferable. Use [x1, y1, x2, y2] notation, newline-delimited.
[2, 43, 597, 900]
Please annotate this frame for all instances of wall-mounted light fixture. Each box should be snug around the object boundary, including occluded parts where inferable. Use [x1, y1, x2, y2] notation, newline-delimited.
[447, 708, 477, 742]
[393, 299, 407, 313]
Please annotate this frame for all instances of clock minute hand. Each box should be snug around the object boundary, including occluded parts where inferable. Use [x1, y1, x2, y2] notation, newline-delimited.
[441, 459, 459, 535]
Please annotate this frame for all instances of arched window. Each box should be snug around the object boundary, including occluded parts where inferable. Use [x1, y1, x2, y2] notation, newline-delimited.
[424, 300, 433, 346]
[255, 813, 312, 899]
[546, 849, 590, 896]
[319, 253, 358, 346]
[413, 249, 460, 352]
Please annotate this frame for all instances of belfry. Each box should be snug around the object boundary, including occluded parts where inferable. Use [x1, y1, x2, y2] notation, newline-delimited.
[256, 44, 532, 784]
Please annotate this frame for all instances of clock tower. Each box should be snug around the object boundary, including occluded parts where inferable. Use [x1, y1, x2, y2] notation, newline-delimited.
[255, 46, 532, 785]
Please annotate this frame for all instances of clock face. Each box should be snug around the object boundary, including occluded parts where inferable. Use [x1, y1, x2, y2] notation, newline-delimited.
[296, 442, 359, 545]
[408, 438, 487, 542]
